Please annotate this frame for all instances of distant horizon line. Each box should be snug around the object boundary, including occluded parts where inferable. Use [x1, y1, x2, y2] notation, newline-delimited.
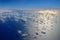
[0, 8, 60, 10]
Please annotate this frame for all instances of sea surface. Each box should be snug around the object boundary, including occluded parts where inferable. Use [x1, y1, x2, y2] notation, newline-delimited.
[0, 9, 59, 40]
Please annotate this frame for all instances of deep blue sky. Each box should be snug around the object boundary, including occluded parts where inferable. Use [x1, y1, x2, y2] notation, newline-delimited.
[0, 0, 60, 9]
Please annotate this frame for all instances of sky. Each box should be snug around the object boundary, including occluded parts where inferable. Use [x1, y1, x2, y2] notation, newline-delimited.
[0, 0, 60, 9]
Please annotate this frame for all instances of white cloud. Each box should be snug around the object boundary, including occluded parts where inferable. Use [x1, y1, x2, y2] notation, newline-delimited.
[0, 9, 59, 40]
[38, 9, 59, 14]
[0, 9, 12, 13]
[18, 30, 22, 34]
[22, 33, 28, 36]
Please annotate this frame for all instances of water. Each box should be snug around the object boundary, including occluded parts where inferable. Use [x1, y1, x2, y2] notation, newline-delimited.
[0, 9, 59, 40]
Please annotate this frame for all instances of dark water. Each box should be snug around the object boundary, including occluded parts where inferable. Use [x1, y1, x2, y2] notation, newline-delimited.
[0, 17, 27, 40]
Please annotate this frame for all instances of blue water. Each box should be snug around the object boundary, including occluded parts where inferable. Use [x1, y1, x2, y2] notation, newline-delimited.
[0, 17, 27, 40]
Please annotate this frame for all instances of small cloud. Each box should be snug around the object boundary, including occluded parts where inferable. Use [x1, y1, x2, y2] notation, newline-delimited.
[22, 33, 28, 36]
[18, 30, 22, 34]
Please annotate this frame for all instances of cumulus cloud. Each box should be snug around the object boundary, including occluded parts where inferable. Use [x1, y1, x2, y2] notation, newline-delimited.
[38, 9, 59, 14]
[0, 9, 59, 40]
[0, 9, 12, 13]
[0, 9, 59, 22]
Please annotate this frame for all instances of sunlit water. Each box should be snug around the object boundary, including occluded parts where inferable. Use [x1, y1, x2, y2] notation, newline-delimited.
[0, 9, 59, 40]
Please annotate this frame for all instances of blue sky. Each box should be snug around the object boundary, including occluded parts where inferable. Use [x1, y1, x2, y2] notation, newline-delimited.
[0, 0, 60, 9]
